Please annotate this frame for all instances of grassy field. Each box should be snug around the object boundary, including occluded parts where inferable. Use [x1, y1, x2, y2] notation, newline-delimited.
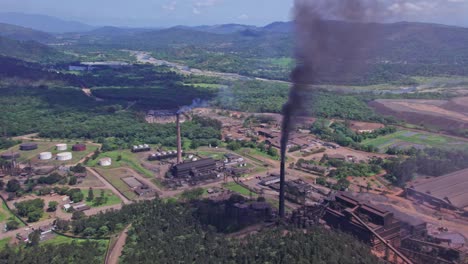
[80, 189, 122, 208]
[196, 150, 224, 160]
[267, 57, 294, 68]
[95, 168, 138, 200]
[0, 141, 99, 165]
[183, 83, 227, 89]
[223, 182, 257, 197]
[88, 150, 153, 178]
[363, 130, 468, 152]
[0, 237, 11, 249]
[1, 200, 25, 226]
[42, 234, 109, 252]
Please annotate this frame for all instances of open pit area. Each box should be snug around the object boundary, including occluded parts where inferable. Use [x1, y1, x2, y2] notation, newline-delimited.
[370, 97, 468, 130]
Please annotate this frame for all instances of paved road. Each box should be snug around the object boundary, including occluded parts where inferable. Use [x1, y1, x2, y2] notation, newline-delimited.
[87, 168, 132, 205]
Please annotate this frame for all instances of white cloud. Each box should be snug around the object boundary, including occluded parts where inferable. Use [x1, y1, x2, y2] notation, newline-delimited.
[194, 0, 222, 8]
[190, 0, 222, 14]
[162, 1, 177, 11]
[238, 14, 249, 20]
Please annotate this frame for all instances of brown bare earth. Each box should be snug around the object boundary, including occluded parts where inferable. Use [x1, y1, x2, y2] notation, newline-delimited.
[370, 97, 468, 130]
[349, 121, 385, 132]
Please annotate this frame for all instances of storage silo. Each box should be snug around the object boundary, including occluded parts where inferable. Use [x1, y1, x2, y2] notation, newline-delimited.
[56, 144, 68, 151]
[57, 152, 72, 161]
[1, 152, 20, 160]
[99, 157, 112, 166]
[72, 144, 87, 152]
[20, 143, 38, 151]
[39, 152, 52, 160]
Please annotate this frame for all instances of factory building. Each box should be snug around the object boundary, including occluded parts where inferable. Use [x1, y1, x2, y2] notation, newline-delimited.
[20, 143, 38, 151]
[323, 193, 402, 250]
[172, 158, 217, 178]
[72, 144, 87, 152]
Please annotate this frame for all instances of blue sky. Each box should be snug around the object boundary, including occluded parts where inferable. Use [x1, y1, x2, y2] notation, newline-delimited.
[2, 0, 468, 27]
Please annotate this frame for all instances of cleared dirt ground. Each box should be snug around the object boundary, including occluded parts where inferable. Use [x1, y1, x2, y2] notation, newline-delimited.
[370, 98, 468, 130]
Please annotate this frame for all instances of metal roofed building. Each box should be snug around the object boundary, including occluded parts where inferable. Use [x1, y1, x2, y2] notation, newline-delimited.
[172, 158, 217, 178]
[406, 168, 468, 211]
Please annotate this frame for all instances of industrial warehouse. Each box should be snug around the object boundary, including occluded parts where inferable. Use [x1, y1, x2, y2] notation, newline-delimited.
[406, 168, 468, 212]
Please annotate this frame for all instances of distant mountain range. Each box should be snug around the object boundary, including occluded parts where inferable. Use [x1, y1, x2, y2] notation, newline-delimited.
[2, 14, 468, 84]
[0, 23, 55, 43]
[0, 35, 73, 63]
[0, 12, 96, 33]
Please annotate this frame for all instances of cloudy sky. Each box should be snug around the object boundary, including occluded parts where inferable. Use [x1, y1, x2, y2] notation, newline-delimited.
[2, 0, 468, 27]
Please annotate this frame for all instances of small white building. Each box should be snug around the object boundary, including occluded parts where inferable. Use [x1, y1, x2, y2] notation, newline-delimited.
[99, 157, 112, 167]
[63, 204, 71, 211]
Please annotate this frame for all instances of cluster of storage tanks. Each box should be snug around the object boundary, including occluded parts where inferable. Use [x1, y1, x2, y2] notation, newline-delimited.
[148, 150, 178, 161]
[132, 144, 151, 153]
[37, 143, 72, 161]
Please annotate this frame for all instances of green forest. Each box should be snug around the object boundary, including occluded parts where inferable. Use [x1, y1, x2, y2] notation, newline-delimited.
[1, 198, 381, 264]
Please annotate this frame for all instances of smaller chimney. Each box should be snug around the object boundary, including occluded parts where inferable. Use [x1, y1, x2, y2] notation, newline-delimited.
[176, 113, 182, 164]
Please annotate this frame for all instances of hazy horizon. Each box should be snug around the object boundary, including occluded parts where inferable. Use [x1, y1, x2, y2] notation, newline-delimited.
[2, 0, 468, 28]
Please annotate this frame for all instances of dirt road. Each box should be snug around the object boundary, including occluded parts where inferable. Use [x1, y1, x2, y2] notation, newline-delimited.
[106, 224, 131, 264]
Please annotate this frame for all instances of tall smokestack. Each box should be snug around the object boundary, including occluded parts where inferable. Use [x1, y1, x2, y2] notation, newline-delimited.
[176, 113, 182, 164]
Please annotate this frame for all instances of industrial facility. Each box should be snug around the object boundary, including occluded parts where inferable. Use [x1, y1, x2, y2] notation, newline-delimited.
[148, 150, 178, 161]
[406, 168, 468, 212]
[131, 144, 151, 153]
[171, 158, 218, 178]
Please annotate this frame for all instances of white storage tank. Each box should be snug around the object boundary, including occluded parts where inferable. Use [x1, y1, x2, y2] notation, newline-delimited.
[39, 152, 52, 160]
[99, 157, 112, 166]
[56, 143, 67, 151]
[56, 152, 72, 161]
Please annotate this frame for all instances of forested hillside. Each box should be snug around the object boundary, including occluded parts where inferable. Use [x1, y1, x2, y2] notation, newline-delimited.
[0, 36, 72, 63]
[0, 23, 55, 43]
[60, 20, 468, 84]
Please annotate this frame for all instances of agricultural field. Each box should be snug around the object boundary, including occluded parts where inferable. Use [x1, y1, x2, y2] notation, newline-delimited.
[0, 141, 99, 165]
[88, 150, 154, 178]
[80, 189, 122, 208]
[94, 168, 138, 200]
[362, 130, 468, 152]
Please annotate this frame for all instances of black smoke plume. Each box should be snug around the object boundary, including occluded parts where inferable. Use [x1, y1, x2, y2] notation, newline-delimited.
[279, 0, 384, 218]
